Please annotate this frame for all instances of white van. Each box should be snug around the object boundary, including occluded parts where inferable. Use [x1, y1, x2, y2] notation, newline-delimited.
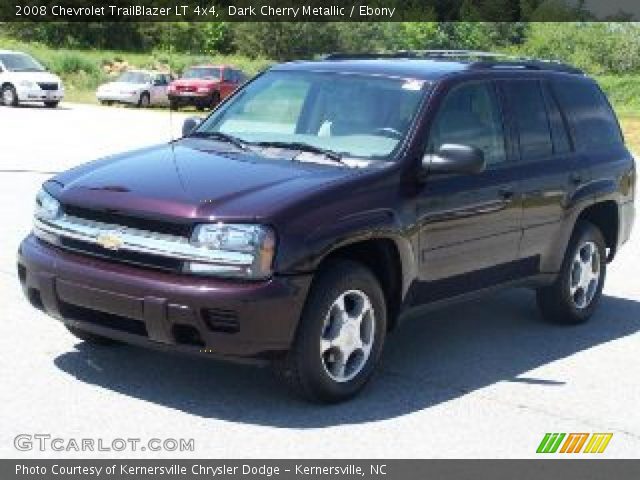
[0, 50, 64, 108]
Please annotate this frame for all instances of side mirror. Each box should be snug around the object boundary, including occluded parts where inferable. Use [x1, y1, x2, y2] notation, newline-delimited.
[182, 117, 202, 137]
[422, 144, 486, 176]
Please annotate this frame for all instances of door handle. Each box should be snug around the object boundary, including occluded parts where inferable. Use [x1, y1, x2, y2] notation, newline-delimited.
[498, 187, 515, 201]
[570, 173, 582, 185]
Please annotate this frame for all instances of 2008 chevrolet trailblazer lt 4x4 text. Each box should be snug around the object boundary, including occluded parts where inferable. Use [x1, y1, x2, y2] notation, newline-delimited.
[18, 51, 635, 402]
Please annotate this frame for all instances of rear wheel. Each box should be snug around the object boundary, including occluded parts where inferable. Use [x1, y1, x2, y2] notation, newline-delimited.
[2, 85, 18, 107]
[169, 99, 179, 110]
[276, 260, 386, 402]
[65, 325, 118, 345]
[536, 221, 606, 325]
[44, 101, 59, 108]
[137, 92, 150, 108]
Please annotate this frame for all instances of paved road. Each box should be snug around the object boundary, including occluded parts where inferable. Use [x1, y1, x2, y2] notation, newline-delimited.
[1, 103, 639, 458]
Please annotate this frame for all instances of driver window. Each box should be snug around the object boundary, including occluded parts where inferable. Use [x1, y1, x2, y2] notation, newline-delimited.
[429, 82, 506, 165]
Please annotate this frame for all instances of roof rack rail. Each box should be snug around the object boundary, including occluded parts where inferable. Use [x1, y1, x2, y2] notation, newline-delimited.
[323, 50, 505, 60]
[322, 50, 584, 75]
[469, 60, 584, 75]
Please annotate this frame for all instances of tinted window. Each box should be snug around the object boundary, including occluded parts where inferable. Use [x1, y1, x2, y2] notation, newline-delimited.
[429, 82, 506, 165]
[183, 68, 220, 80]
[0, 53, 45, 72]
[505, 81, 553, 161]
[552, 79, 623, 150]
[542, 84, 571, 155]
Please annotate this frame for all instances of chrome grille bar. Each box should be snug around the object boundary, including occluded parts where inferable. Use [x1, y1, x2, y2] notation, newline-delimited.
[33, 215, 253, 266]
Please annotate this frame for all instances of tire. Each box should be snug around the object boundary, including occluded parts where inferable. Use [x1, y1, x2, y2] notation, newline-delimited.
[536, 220, 607, 325]
[65, 325, 118, 345]
[210, 91, 221, 108]
[99, 100, 113, 106]
[137, 92, 150, 108]
[196, 105, 206, 112]
[44, 101, 59, 108]
[169, 99, 179, 110]
[276, 260, 387, 403]
[2, 84, 18, 107]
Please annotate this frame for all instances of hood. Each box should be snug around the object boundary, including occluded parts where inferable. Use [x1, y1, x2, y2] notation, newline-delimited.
[10, 70, 60, 84]
[172, 78, 219, 88]
[49, 139, 356, 222]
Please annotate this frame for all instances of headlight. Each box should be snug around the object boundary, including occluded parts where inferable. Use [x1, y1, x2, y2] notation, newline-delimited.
[34, 188, 61, 220]
[197, 87, 210, 93]
[19, 80, 35, 88]
[186, 224, 276, 279]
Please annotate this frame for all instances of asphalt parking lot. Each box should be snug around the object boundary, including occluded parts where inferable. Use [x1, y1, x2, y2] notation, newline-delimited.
[1, 102, 639, 458]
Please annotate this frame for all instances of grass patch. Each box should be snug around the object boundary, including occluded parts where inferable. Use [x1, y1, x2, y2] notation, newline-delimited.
[619, 115, 640, 155]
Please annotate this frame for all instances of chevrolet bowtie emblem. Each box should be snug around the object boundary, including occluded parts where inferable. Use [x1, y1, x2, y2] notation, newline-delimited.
[96, 230, 124, 251]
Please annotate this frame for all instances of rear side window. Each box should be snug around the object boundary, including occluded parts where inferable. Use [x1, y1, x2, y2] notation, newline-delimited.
[551, 79, 623, 150]
[504, 80, 553, 161]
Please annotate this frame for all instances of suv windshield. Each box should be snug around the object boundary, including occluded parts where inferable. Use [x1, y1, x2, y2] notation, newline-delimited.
[0, 53, 45, 72]
[117, 71, 151, 84]
[182, 68, 221, 80]
[198, 71, 426, 160]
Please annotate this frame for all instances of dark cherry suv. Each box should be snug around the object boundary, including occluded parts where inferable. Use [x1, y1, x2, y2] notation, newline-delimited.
[18, 52, 635, 402]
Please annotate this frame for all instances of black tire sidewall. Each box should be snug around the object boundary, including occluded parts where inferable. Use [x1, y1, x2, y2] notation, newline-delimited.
[293, 261, 387, 402]
[138, 92, 150, 107]
[3, 85, 18, 107]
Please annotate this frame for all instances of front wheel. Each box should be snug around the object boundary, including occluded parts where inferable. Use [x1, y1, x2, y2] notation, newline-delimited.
[536, 221, 606, 325]
[44, 101, 59, 108]
[276, 260, 387, 402]
[2, 85, 18, 107]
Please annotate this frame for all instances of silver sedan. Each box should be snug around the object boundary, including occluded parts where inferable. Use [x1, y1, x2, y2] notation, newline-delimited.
[96, 70, 171, 107]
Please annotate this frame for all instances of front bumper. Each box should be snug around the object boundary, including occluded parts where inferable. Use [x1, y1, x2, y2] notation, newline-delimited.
[17, 87, 63, 102]
[96, 91, 139, 104]
[169, 92, 212, 105]
[18, 235, 312, 361]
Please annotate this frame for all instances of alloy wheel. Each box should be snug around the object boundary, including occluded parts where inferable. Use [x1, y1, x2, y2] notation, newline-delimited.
[320, 289, 375, 383]
[569, 240, 601, 309]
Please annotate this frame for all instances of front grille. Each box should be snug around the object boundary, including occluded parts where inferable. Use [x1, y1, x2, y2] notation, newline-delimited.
[38, 82, 58, 90]
[202, 308, 240, 333]
[60, 301, 148, 336]
[59, 237, 183, 272]
[62, 205, 193, 237]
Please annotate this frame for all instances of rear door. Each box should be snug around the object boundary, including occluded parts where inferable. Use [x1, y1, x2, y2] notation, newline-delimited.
[415, 80, 524, 301]
[505, 79, 586, 269]
[150, 74, 169, 105]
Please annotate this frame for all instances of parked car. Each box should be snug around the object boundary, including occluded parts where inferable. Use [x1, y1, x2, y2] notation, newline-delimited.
[168, 65, 246, 110]
[96, 70, 172, 108]
[0, 50, 64, 108]
[19, 52, 635, 402]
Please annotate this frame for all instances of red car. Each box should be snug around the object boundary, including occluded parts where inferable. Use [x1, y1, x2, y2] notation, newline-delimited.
[168, 65, 246, 110]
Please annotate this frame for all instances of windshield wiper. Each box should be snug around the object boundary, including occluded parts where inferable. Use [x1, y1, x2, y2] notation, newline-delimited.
[188, 131, 248, 151]
[251, 141, 343, 163]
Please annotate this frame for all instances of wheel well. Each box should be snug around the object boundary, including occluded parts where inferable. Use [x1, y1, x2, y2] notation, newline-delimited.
[1, 82, 14, 90]
[319, 239, 403, 329]
[577, 201, 619, 259]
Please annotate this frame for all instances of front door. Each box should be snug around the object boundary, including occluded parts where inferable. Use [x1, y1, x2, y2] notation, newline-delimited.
[415, 80, 524, 303]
